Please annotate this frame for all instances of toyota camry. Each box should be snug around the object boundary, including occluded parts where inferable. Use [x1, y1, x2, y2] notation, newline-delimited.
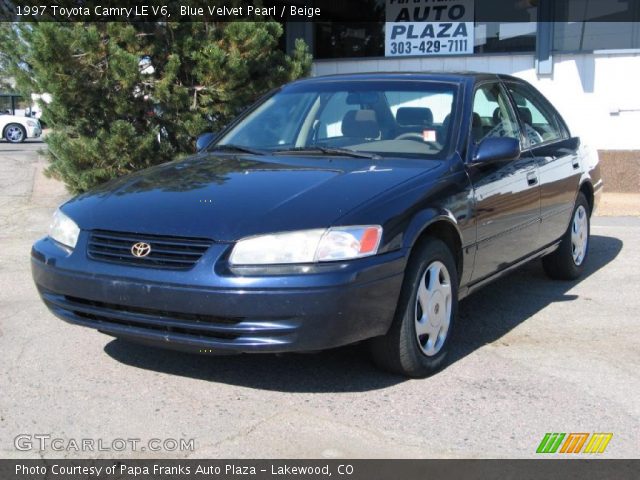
[31, 73, 602, 377]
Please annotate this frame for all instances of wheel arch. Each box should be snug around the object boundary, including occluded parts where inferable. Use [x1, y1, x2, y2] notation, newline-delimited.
[404, 210, 464, 282]
[578, 180, 595, 215]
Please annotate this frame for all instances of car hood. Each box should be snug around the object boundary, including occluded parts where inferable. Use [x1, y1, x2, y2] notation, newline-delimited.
[63, 153, 441, 241]
[1, 115, 30, 124]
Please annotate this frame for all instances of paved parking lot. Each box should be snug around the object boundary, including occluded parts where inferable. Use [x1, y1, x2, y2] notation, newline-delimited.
[1, 139, 639, 458]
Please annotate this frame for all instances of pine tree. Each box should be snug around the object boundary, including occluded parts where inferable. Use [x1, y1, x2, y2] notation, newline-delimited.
[0, 21, 311, 193]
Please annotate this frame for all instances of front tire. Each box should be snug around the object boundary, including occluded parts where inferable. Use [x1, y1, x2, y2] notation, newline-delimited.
[4, 123, 26, 143]
[542, 192, 590, 280]
[370, 238, 458, 378]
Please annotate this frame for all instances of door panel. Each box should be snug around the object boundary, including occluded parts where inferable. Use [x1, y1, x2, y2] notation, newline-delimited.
[533, 138, 581, 245]
[468, 157, 541, 280]
[505, 81, 580, 247]
[467, 82, 541, 282]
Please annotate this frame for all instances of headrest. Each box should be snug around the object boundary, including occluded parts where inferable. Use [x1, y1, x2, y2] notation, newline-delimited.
[493, 107, 503, 124]
[396, 107, 433, 126]
[518, 107, 533, 125]
[341, 109, 380, 138]
[472, 112, 482, 127]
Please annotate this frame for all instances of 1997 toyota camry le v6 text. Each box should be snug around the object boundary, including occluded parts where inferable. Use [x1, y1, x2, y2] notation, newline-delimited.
[32, 73, 602, 377]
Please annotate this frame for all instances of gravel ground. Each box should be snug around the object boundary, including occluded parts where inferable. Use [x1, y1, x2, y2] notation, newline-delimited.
[597, 192, 640, 216]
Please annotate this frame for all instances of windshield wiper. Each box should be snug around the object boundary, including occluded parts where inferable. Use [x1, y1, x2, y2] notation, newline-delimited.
[274, 146, 381, 160]
[207, 144, 266, 155]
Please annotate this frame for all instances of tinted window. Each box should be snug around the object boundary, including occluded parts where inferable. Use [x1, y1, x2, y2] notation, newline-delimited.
[471, 83, 520, 144]
[386, 91, 453, 125]
[315, 92, 350, 140]
[221, 93, 315, 148]
[218, 81, 458, 159]
[506, 83, 564, 147]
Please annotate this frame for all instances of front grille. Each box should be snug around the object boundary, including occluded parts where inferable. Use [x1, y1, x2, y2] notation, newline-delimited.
[88, 230, 212, 269]
[39, 291, 296, 346]
[65, 295, 241, 340]
[68, 296, 241, 325]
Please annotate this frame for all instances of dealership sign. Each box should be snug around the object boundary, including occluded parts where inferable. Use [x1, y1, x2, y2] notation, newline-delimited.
[385, 0, 474, 57]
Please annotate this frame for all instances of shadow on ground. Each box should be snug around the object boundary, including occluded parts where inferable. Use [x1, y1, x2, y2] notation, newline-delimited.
[448, 235, 622, 366]
[104, 235, 622, 392]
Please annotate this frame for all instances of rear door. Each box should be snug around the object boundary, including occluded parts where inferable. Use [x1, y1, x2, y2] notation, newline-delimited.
[467, 81, 541, 282]
[504, 81, 581, 247]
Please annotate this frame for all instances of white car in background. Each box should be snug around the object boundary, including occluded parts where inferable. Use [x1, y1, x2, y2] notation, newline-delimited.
[0, 113, 42, 143]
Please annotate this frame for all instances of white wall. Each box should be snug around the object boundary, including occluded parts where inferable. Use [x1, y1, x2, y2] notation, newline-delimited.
[312, 52, 640, 150]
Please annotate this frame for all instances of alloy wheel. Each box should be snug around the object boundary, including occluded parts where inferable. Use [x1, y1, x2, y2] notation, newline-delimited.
[6, 125, 24, 142]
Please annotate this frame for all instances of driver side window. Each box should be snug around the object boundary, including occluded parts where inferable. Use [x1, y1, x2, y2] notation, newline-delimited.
[472, 83, 520, 145]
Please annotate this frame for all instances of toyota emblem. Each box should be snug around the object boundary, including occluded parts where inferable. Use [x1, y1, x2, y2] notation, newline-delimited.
[131, 242, 151, 258]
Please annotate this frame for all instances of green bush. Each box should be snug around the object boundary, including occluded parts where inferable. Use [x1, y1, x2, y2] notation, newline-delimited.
[1, 21, 311, 193]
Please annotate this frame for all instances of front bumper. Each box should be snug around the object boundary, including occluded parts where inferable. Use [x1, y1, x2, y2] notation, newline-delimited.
[31, 235, 406, 354]
[26, 124, 42, 138]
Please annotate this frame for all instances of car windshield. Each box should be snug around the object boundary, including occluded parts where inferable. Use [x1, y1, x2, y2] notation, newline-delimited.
[215, 80, 458, 159]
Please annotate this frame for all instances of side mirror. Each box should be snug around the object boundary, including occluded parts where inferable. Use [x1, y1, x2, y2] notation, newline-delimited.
[472, 137, 521, 164]
[196, 132, 217, 152]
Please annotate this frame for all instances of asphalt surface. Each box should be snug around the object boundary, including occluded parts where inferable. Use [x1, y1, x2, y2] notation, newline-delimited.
[1, 139, 639, 459]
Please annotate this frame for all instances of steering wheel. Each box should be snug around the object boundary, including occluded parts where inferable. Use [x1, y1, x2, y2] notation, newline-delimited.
[394, 132, 427, 142]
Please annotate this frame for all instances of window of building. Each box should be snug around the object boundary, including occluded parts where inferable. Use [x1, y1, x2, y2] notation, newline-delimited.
[0, 94, 26, 116]
[0, 96, 13, 115]
[314, 22, 385, 59]
[474, 22, 537, 54]
[553, 0, 640, 51]
[310, 0, 640, 60]
[313, 0, 386, 59]
[554, 22, 640, 51]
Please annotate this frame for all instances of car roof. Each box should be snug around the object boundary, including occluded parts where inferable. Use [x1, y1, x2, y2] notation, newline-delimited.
[291, 72, 522, 85]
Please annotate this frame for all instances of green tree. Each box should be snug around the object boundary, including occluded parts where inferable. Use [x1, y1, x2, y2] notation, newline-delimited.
[1, 21, 311, 193]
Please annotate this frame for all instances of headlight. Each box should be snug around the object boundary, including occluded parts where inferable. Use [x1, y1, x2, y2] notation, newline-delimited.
[229, 226, 382, 265]
[48, 209, 80, 249]
[26, 120, 37, 127]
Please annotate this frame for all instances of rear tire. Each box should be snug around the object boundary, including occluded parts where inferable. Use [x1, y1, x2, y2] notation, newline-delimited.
[370, 238, 458, 378]
[542, 192, 590, 280]
[4, 123, 26, 143]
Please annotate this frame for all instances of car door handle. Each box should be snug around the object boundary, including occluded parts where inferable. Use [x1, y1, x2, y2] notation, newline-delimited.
[527, 172, 538, 186]
[572, 157, 580, 169]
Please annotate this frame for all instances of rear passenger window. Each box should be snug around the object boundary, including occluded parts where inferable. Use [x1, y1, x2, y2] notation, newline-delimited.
[506, 83, 564, 147]
[471, 83, 520, 144]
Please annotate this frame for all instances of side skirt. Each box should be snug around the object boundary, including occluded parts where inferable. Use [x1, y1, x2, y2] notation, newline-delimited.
[458, 241, 561, 300]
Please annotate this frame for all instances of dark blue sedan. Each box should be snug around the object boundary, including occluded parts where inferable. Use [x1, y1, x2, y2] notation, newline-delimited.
[32, 73, 602, 377]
